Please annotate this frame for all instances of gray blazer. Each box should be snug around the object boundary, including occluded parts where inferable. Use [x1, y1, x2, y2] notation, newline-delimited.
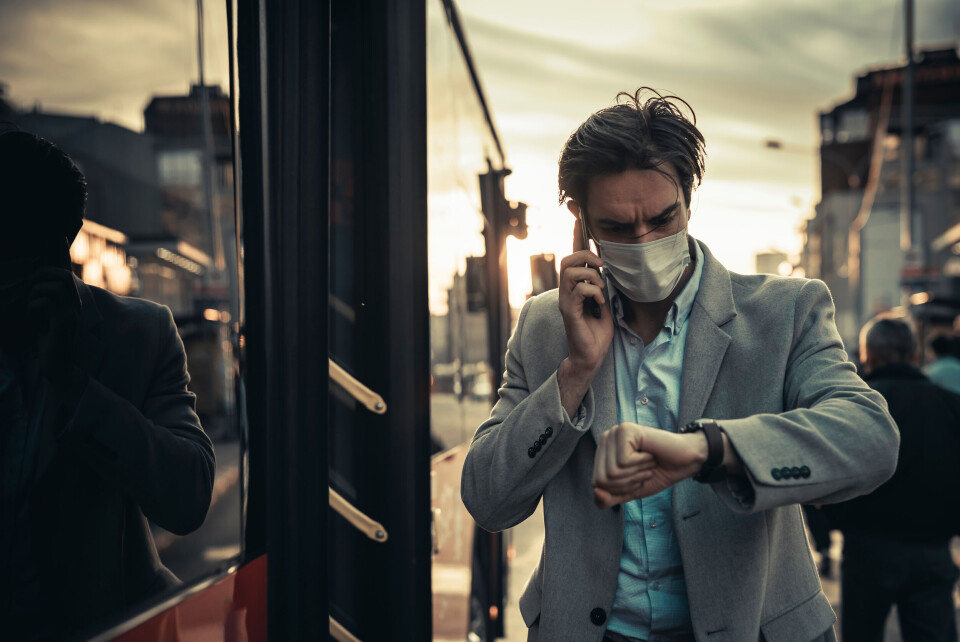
[461, 241, 899, 642]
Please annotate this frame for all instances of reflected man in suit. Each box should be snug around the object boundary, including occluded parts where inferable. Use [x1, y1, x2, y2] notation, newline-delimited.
[0, 128, 215, 639]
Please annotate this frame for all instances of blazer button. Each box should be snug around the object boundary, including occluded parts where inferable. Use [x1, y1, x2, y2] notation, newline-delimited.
[800, 465, 811, 478]
[780, 466, 792, 480]
[544, 426, 554, 437]
[538, 435, 548, 446]
[771, 468, 782, 480]
[790, 466, 801, 478]
[590, 607, 607, 626]
[528, 447, 536, 458]
[534, 441, 542, 452]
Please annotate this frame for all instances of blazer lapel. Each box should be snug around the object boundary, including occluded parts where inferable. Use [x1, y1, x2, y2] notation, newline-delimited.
[35, 278, 105, 479]
[677, 242, 736, 426]
[74, 276, 105, 378]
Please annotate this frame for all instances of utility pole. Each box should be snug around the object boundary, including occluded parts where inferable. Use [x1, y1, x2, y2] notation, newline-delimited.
[901, 0, 922, 270]
[479, 163, 527, 399]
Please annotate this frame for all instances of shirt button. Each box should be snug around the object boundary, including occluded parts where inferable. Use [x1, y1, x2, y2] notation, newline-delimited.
[650, 520, 658, 528]
[641, 396, 649, 405]
[651, 582, 661, 591]
[630, 337, 638, 345]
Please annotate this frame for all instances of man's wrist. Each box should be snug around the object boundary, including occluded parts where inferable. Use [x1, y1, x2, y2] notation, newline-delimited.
[690, 431, 709, 466]
[680, 420, 728, 483]
[558, 357, 596, 419]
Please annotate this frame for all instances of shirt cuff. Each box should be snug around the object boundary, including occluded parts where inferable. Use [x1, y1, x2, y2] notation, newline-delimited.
[562, 402, 586, 430]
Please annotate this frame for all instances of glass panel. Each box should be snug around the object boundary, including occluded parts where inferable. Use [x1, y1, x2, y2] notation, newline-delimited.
[427, 2, 508, 640]
[427, 0, 504, 455]
[0, 1, 243, 637]
[328, 1, 363, 632]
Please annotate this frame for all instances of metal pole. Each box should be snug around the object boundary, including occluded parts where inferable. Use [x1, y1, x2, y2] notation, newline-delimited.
[197, 0, 226, 282]
[901, 0, 918, 265]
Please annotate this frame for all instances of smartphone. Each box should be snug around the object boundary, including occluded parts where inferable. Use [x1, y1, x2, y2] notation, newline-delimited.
[578, 214, 603, 319]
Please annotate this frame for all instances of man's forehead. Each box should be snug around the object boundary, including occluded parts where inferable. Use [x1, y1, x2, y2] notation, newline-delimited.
[585, 168, 681, 214]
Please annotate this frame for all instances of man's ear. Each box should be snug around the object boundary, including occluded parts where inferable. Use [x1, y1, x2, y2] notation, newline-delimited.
[566, 200, 581, 218]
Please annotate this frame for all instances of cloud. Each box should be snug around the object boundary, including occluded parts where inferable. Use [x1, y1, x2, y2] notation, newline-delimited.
[0, 0, 230, 131]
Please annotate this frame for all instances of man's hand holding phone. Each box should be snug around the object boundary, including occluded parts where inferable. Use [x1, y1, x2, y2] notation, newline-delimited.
[557, 215, 614, 418]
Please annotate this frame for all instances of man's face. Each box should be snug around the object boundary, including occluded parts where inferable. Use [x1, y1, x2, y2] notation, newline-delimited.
[575, 166, 689, 245]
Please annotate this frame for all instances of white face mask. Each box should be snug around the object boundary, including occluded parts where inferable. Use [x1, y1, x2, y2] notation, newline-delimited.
[594, 228, 691, 303]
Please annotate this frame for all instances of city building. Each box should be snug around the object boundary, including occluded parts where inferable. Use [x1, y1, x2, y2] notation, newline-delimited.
[755, 249, 791, 276]
[143, 83, 236, 313]
[2, 82, 237, 434]
[802, 46, 960, 350]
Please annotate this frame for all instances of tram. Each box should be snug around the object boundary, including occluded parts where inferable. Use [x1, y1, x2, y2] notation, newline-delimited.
[0, 0, 521, 639]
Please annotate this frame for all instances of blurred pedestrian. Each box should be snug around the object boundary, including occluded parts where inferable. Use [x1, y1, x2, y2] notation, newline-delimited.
[825, 317, 960, 642]
[803, 504, 834, 578]
[461, 88, 898, 642]
[0, 129, 215, 639]
[926, 333, 960, 395]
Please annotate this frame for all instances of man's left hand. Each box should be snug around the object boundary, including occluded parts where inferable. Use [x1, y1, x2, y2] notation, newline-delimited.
[26, 267, 84, 392]
[592, 422, 708, 509]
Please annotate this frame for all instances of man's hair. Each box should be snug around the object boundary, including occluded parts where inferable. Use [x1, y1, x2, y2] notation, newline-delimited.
[558, 87, 706, 210]
[0, 129, 86, 247]
[929, 334, 957, 358]
[863, 317, 917, 367]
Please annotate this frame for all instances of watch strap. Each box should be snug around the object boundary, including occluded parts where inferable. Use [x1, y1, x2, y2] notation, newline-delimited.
[682, 420, 727, 483]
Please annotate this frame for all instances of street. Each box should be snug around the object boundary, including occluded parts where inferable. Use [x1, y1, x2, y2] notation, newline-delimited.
[154, 439, 243, 585]
[431, 393, 492, 452]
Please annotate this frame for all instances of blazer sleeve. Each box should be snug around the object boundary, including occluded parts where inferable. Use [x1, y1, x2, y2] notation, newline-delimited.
[59, 305, 216, 535]
[461, 296, 594, 532]
[712, 278, 899, 513]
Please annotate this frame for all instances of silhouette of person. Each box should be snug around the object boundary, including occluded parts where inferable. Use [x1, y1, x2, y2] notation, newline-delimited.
[926, 333, 960, 395]
[0, 128, 215, 639]
[825, 317, 960, 642]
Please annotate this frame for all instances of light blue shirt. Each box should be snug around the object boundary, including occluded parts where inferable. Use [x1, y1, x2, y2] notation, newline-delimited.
[605, 241, 704, 640]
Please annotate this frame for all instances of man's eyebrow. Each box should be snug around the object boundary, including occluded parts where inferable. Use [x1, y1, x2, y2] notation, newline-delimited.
[647, 203, 679, 221]
[590, 202, 679, 225]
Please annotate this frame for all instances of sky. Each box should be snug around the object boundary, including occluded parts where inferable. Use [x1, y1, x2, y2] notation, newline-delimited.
[0, 0, 230, 132]
[453, 0, 960, 307]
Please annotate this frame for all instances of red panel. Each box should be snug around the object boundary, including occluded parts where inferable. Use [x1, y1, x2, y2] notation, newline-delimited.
[114, 555, 267, 642]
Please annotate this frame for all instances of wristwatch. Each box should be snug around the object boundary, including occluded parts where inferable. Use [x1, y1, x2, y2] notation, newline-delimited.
[680, 419, 727, 483]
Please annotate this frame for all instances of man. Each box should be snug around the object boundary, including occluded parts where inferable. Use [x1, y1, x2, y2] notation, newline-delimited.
[926, 333, 960, 395]
[0, 129, 215, 639]
[824, 317, 960, 642]
[460, 89, 899, 641]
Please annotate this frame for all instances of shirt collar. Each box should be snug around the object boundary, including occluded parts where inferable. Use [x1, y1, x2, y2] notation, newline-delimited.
[610, 237, 705, 337]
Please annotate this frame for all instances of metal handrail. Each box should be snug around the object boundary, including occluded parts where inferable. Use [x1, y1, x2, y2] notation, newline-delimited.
[329, 487, 388, 542]
[329, 359, 387, 414]
[330, 616, 362, 642]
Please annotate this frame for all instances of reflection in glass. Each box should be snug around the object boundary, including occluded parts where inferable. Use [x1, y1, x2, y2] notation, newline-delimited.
[0, 0, 243, 637]
[427, 1, 510, 640]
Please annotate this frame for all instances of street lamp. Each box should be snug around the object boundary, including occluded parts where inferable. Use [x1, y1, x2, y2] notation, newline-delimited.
[763, 139, 861, 190]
